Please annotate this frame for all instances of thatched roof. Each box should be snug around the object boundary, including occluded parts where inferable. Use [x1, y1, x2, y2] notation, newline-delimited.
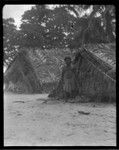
[25, 43, 115, 85]
[75, 47, 116, 80]
[4, 49, 42, 93]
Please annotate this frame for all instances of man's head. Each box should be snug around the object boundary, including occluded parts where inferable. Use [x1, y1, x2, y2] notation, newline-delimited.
[64, 57, 71, 66]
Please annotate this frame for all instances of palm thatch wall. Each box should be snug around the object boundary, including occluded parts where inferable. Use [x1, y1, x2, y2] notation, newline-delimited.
[49, 48, 116, 102]
[75, 48, 116, 102]
[4, 50, 42, 93]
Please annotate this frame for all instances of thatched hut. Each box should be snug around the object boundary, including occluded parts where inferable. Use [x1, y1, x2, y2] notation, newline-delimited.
[4, 50, 42, 93]
[49, 47, 116, 102]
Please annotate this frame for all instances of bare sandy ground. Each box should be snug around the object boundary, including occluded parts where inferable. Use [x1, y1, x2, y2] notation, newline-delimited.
[4, 92, 116, 146]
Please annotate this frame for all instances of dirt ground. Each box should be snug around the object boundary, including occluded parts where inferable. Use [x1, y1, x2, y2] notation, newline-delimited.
[4, 92, 116, 146]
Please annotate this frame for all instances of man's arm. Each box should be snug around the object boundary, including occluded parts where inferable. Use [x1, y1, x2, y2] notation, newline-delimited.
[61, 67, 65, 83]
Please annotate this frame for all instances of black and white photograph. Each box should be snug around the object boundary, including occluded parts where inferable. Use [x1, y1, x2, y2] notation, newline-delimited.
[3, 4, 116, 146]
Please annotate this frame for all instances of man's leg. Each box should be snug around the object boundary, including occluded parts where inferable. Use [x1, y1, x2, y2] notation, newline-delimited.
[64, 92, 70, 102]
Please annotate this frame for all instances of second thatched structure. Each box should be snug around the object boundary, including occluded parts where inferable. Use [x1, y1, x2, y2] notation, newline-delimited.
[4, 49, 42, 93]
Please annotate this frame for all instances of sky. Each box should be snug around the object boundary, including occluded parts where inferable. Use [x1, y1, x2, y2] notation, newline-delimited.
[3, 5, 35, 28]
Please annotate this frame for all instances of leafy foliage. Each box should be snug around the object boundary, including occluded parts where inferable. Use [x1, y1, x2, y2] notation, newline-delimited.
[3, 5, 116, 68]
[3, 18, 20, 66]
[68, 5, 115, 48]
[20, 5, 78, 49]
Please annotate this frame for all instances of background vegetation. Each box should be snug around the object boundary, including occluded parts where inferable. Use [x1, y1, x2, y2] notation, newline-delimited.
[3, 5, 116, 68]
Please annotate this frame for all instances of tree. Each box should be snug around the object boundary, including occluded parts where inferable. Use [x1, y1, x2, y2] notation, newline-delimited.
[3, 18, 20, 67]
[19, 5, 115, 50]
[67, 5, 116, 48]
[20, 5, 77, 49]
[102, 5, 115, 42]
